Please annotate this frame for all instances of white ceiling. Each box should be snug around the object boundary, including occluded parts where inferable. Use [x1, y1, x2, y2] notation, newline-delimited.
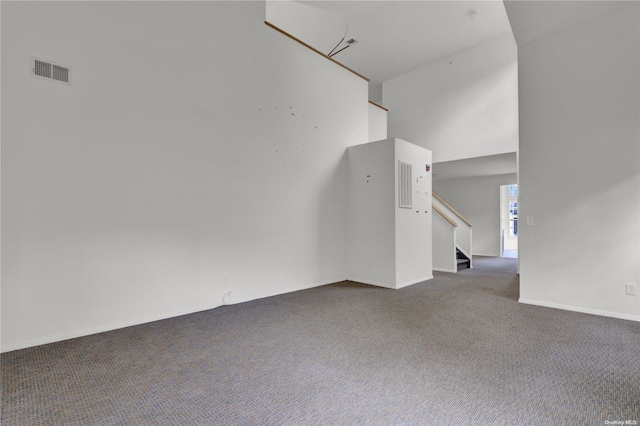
[268, 0, 518, 179]
[504, 0, 638, 47]
[432, 152, 517, 181]
[269, 2, 636, 181]
[298, 0, 514, 86]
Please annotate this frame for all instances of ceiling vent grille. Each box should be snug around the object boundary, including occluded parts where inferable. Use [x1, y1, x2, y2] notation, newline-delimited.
[31, 56, 71, 85]
[398, 161, 413, 209]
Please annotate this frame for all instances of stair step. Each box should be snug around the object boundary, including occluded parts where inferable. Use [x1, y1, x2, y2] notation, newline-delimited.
[457, 262, 470, 271]
[457, 258, 469, 264]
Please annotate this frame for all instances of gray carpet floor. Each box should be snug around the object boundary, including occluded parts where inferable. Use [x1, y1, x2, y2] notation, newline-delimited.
[2, 257, 639, 425]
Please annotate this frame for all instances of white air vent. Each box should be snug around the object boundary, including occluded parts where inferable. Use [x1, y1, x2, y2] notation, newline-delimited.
[31, 56, 71, 85]
[34, 59, 52, 78]
[52, 64, 69, 83]
[399, 161, 413, 209]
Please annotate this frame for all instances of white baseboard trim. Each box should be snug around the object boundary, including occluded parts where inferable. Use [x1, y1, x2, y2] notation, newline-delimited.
[230, 276, 348, 306]
[474, 252, 501, 257]
[1, 302, 223, 353]
[396, 275, 433, 289]
[347, 275, 434, 289]
[347, 276, 396, 289]
[1, 276, 351, 354]
[518, 298, 640, 322]
[433, 267, 456, 273]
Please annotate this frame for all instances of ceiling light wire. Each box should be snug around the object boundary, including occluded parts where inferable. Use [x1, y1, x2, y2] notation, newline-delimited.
[327, 23, 349, 57]
[329, 45, 351, 58]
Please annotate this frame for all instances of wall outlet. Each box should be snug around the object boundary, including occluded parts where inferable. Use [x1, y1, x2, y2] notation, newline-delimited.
[626, 283, 637, 296]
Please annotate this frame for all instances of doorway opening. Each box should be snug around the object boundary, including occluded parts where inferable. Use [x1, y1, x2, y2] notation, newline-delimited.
[500, 184, 518, 258]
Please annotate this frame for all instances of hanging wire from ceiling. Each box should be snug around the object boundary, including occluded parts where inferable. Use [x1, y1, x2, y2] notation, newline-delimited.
[327, 23, 349, 57]
[329, 39, 357, 58]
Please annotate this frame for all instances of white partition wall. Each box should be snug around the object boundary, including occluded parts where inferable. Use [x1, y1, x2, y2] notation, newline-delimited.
[347, 138, 433, 288]
[347, 140, 396, 286]
[368, 102, 388, 142]
[432, 214, 457, 273]
[432, 194, 472, 263]
[395, 139, 433, 286]
[505, 2, 640, 321]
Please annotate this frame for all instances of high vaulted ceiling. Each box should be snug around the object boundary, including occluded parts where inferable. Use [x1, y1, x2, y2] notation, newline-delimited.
[295, 1, 514, 87]
[266, 1, 517, 178]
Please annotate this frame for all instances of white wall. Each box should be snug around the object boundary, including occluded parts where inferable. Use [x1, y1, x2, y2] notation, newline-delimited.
[394, 139, 433, 287]
[432, 215, 457, 274]
[266, 0, 348, 56]
[383, 35, 518, 163]
[1, 1, 369, 352]
[369, 84, 383, 105]
[434, 174, 517, 257]
[507, 3, 640, 320]
[347, 140, 396, 287]
[368, 102, 387, 142]
[347, 138, 432, 288]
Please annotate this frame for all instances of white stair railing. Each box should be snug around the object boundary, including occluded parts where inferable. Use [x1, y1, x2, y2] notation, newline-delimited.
[432, 204, 458, 272]
[432, 192, 473, 272]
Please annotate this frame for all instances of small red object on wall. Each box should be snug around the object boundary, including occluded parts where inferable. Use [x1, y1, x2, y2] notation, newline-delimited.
[426, 164, 431, 172]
